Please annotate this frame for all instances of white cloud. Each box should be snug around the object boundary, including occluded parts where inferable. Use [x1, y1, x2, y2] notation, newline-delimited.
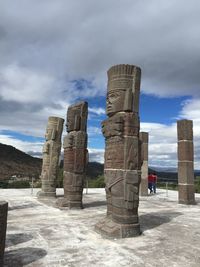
[89, 107, 105, 116]
[0, 64, 54, 103]
[0, 0, 200, 98]
[88, 148, 104, 163]
[0, 0, 200, 168]
[141, 96, 200, 169]
[88, 126, 102, 136]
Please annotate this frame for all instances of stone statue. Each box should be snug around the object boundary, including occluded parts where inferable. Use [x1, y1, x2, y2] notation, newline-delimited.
[37, 116, 64, 198]
[95, 64, 142, 238]
[58, 101, 88, 209]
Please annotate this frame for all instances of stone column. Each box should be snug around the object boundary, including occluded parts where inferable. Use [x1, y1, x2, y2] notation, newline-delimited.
[95, 64, 142, 238]
[139, 132, 149, 196]
[37, 116, 64, 198]
[58, 101, 88, 209]
[177, 119, 195, 204]
[0, 201, 8, 267]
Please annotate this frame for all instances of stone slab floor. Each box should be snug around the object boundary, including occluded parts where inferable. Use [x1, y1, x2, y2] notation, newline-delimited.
[0, 188, 200, 267]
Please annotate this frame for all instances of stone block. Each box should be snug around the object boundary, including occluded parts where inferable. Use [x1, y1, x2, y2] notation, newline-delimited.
[0, 201, 8, 267]
[139, 132, 148, 143]
[178, 184, 195, 205]
[140, 160, 148, 196]
[178, 141, 193, 161]
[124, 137, 140, 170]
[95, 216, 141, 239]
[104, 140, 124, 169]
[66, 101, 88, 132]
[178, 161, 194, 184]
[177, 119, 193, 140]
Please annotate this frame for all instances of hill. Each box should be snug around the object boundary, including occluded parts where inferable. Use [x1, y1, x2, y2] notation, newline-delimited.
[0, 143, 42, 180]
[2, 142, 199, 183]
[86, 161, 104, 179]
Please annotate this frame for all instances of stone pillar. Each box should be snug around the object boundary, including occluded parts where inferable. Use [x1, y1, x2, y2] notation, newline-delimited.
[177, 119, 195, 204]
[37, 116, 64, 198]
[139, 132, 149, 196]
[58, 101, 88, 209]
[95, 64, 142, 238]
[0, 201, 8, 267]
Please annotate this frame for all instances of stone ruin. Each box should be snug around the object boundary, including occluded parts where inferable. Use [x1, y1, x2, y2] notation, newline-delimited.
[58, 101, 88, 209]
[0, 201, 8, 267]
[177, 119, 195, 204]
[33, 64, 198, 241]
[95, 64, 142, 238]
[37, 116, 64, 198]
[139, 132, 149, 196]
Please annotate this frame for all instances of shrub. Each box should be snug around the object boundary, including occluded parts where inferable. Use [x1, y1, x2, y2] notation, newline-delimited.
[88, 175, 105, 188]
[7, 180, 30, 188]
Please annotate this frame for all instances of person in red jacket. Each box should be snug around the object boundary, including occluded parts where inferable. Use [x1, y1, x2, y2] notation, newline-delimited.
[148, 173, 154, 194]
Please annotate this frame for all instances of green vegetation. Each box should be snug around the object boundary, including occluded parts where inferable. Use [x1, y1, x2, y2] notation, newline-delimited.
[0, 180, 30, 188]
[195, 176, 200, 193]
[157, 182, 178, 191]
[87, 175, 105, 188]
[56, 168, 64, 188]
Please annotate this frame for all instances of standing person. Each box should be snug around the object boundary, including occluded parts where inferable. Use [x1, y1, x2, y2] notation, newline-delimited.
[152, 172, 157, 194]
[148, 173, 154, 194]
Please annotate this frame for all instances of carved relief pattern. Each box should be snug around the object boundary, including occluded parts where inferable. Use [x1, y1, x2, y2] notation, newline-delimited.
[62, 101, 88, 209]
[38, 116, 64, 197]
[99, 64, 142, 237]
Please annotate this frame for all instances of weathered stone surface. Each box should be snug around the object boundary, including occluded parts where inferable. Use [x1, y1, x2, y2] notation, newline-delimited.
[177, 119, 195, 204]
[37, 116, 64, 198]
[66, 102, 88, 132]
[139, 132, 149, 196]
[178, 161, 194, 184]
[178, 141, 194, 161]
[58, 101, 88, 209]
[178, 184, 195, 205]
[0, 201, 8, 267]
[177, 119, 193, 140]
[96, 64, 142, 238]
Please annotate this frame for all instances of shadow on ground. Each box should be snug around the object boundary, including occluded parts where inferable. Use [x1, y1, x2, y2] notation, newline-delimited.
[4, 247, 47, 267]
[9, 202, 42, 211]
[6, 233, 33, 247]
[140, 210, 182, 231]
[84, 200, 107, 208]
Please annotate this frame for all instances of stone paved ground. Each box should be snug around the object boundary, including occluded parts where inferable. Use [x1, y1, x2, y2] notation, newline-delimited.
[0, 188, 200, 267]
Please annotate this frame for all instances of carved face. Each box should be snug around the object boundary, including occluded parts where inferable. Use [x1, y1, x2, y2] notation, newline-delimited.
[66, 109, 80, 132]
[45, 128, 56, 141]
[45, 128, 52, 141]
[66, 110, 75, 132]
[106, 89, 126, 116]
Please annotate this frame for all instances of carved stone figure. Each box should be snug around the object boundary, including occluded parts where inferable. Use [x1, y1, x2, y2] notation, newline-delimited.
[139, 132, 149, 196]
[95, 64, 142, 238]
[37, 116, 64, 198]
[58, 102, 88, 209]
[177, 119, 195, 204]
[0, 201, 8, 267]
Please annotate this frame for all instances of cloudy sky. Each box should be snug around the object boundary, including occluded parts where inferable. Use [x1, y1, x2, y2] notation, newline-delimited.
[0, 0, 200, 169]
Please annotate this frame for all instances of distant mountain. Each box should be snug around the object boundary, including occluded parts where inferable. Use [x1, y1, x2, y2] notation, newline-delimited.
[0, 143, 42, 180]
[151, 166, 177, 172]
[1, 142, 199, 182]
[86, 162, 104, 179]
